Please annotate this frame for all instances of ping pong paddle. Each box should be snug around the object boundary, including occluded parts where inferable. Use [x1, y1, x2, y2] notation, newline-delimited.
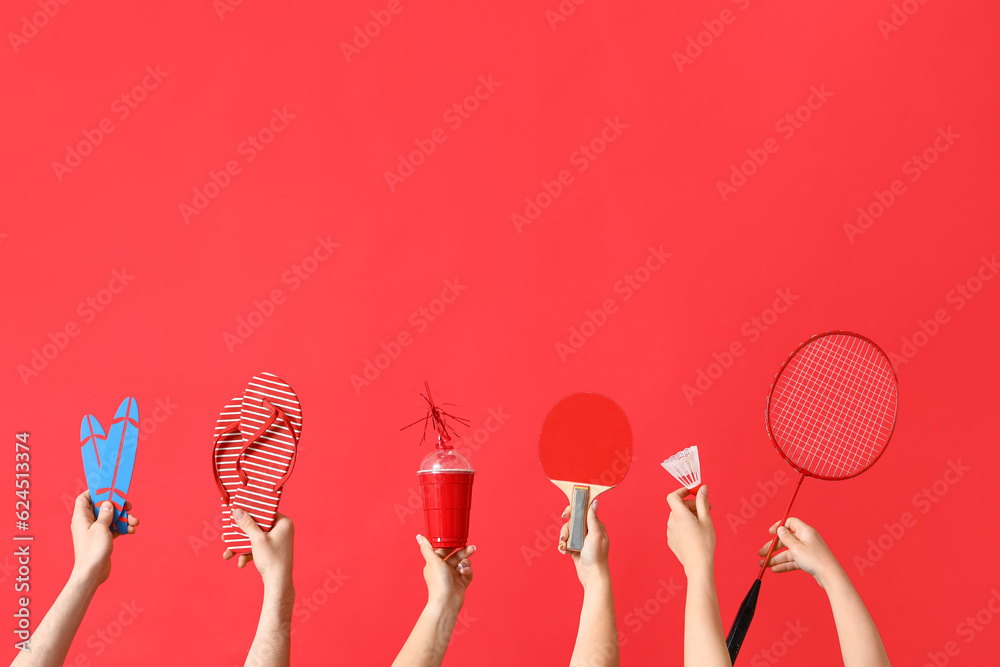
[538, 392, 633, 551]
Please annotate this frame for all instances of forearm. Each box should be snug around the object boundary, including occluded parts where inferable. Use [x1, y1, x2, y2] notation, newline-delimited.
[392, 599, 460, 667]
[11, 573, 99, 667]
[570, 573, 619, 667]
[682, 564, 731, 667]
[822, 567, 891, 667]
[244, 577, 294, 667]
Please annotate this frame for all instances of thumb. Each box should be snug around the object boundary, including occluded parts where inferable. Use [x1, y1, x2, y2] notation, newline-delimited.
[695, 485, 712, 525]
[416, 534, 439, 564]
[231, 507, 264, 543]
[93, 501, 114, 530]
[586, 498, 604, 535]
[777, 523, 801, 551]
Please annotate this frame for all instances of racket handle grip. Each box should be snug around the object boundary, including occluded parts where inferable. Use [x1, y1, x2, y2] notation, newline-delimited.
[726, 579, 762, 664]
[567, 485, 590, 552]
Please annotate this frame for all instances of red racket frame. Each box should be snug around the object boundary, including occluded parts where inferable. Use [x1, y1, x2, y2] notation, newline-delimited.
[757, 330, 899, 578]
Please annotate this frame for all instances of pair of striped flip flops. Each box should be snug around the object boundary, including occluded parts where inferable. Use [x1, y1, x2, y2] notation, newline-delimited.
[80, 397, 140, 534]
[212, 373, 302, 554]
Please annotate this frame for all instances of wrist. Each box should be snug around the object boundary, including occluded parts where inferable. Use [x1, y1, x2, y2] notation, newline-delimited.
[263, 571, 295, 598]
[816, 562, 849, 591]
[580, 568, 612, 593]
[67, 568, 102, 596]
[426, 594, 463, 616]
[683, 556, 715, 580]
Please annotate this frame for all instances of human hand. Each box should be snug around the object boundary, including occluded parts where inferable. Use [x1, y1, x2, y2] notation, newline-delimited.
[666, 485, 715, 576]
[558, 499, 610, 590]
[416, 536, 475, 611]
[70, 491, 139, 586]
[758, 517, 843, 589]
[224, 509, 294, 589]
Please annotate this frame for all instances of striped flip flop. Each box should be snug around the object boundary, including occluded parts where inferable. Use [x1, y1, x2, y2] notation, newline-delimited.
[227, 373, 302, 554]
[212, 397, 250, 553]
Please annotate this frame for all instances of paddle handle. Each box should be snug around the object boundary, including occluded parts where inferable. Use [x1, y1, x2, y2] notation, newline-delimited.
[567, 485, 590, 551]
[726, 579, 761, 664]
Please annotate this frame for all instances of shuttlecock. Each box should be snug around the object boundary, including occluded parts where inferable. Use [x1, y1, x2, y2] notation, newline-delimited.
[661, 445, 702, 495]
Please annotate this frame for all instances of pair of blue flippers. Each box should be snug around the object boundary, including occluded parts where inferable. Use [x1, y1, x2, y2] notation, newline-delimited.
[80, 397, 139, 534]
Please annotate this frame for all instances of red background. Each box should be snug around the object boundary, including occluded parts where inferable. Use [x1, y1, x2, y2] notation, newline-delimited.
[2, 0, 998, 665]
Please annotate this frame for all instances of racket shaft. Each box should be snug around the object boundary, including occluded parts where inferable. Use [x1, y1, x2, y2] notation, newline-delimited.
[567, 485, 589, 551]
[727, 579, 761, 664]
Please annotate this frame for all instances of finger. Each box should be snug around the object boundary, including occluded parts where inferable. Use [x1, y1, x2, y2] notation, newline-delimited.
[759, 550, 795, 568]
[231, 507, 265, 544]
[758, 537, 786, 556]
[124, 501, 133, 512]
[695, 485, 712, 524]
[559, 520, 570, 552]
[74, 491, 92, 516]
[561, 505, 571, 520]
[238, 553, 253, 568]
[93, 501, 114, 530]
[770, 562, 802, 574]
[782, 517, 809, 534]
[457, 558, 473, 577]
[222, 549, 235, 561]
[449, 545, 476, 563]
[666, 488, 687, 512]
[126, 515, 140, 527]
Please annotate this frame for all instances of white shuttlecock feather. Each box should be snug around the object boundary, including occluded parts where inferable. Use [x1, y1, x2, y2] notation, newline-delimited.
[661, 445, 702, 491]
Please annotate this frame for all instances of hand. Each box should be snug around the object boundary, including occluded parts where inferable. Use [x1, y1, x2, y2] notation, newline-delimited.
[758, 517, 843, 589]
[666, 485, 715, 576]
[70, 491, 139, 586]
[416, 535, 475, 610]
[558, 499, 610, 589]
[224, 509, 294, 588]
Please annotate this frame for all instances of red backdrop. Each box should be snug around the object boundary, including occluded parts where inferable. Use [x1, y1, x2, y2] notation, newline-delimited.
[3, 0, 998, 665]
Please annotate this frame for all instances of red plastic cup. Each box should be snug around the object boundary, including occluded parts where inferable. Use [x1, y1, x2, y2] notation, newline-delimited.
[418, 470, 474, 549]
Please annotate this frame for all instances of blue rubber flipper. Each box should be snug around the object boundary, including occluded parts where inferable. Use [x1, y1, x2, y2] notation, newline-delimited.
[80, 414, 107, 520]
[100, 397, 140, 534]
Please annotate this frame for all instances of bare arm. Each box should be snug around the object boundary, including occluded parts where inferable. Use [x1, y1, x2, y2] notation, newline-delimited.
[759, 518, 890, 667]
[666, 486, 731, 667]
[11, 493, 139, 667]
[225, 509, 295, 667]
[561, 500, 619, 667]
[392, 536, 475, 667]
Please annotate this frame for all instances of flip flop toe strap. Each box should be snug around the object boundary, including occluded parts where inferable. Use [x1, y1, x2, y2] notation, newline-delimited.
[236, 399, 300, 494]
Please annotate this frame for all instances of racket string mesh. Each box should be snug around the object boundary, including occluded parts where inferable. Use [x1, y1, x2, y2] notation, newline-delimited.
[767, 333, 897, 479]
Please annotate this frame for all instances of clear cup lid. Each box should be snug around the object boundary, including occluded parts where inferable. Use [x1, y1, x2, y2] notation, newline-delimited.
[419, 447, 474, 473]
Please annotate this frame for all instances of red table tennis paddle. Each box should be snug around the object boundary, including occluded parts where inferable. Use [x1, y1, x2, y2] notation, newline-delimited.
[539, 392, 633, 551]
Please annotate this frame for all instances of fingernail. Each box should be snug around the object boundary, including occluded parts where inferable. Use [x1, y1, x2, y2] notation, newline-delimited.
[468, 545, 476, 554]
[415, 534, 423, 544]
[592, 499, 599, 511]
[232, 508, 244, 521]
[778, 526, 787, 534]
[101, 501, 112, 512]
[700, 485, 708, 495]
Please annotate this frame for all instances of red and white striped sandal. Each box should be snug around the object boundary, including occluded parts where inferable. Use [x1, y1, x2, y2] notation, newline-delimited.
[227, 372, 302, 554]
[212, 397, 251, 554]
